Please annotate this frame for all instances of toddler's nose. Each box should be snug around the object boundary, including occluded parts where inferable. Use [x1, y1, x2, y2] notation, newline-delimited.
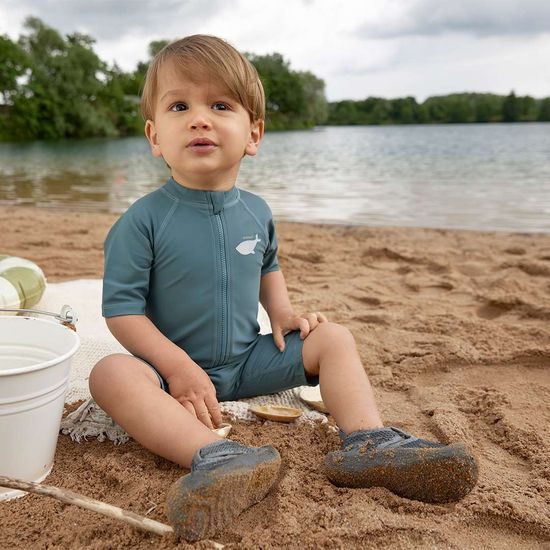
[189, 109, 212, 130]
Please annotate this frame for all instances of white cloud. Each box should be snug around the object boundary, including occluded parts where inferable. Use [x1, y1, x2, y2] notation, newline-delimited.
[0, 0, 548, 102]
[0, 0, 229, 40]
[358, 0, 550, 39]
[331, 33, 550, 101]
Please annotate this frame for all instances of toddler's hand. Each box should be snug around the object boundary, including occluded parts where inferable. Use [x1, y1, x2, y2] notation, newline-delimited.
[271, 311, 328, 352]
[166, 363, 223, 429]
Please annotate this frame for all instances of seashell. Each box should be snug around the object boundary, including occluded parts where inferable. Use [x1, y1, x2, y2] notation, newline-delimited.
[236, 234, 261, 255]
[248, 404, 302, 423]
[211, 422, 232, 438]
[299, 385, 328, 413]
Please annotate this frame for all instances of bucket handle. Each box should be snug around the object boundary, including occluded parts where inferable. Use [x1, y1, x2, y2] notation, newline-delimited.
[0, 305, 78, 331]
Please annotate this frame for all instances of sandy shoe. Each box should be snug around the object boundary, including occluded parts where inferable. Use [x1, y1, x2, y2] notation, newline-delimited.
[166, 440, 281, 541]
[324, 427, 478, 503]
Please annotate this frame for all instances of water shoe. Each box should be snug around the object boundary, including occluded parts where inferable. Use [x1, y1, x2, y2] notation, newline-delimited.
[324, 426, 478, 503]
[166, 440, 281, 541]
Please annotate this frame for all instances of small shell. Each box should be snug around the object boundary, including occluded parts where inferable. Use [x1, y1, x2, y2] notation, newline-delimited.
[212, 423, 232, 438]
[299, 386, 328, 413]
[248, 405, 302, 423]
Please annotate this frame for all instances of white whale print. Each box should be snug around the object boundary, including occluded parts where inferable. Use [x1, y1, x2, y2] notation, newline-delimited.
[236, 234, 261, 255]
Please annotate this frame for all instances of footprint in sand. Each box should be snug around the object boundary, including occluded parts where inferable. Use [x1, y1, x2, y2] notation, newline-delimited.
[352, 314, 388, 325]
[504, 247, 526, 256]
[361, 247, 412, 262]
[353, 295, 382, 307]
[403, 273, 455, 294]
[501, 260, 550, 277]
[288, 252, 325, 263]
[476, 301, 514, 320]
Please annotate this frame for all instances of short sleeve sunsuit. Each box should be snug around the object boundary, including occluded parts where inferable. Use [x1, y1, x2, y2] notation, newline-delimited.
[102, 177, 318, 400]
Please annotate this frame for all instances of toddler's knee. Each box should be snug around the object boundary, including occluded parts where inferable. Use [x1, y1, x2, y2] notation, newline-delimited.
[89, 354, 124, 395]
[315, 321, 355, 348]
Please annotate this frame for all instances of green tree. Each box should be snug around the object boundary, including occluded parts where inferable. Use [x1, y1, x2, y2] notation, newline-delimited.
[249, 53, 329, 129]
[0, 35, 31, 139]
[297, 70, 328, 125]
[474, 95, 497, 122]
[502, 91, 521, 122]
[97, 65, 142, 135]
[249, 54, 305, 112]
[362, 97, 391, 124]
[447, 95, 473, 123]
[538, 98, 550, 121]
[423, 96, 449, 123]
[389, 97, 418, 124]
[7, 18, 115, 138]
[519, 95, 536, 121]
[0, 35, 30, 104]
[327, 100, 359, 125]
[4, 17, 146, 139]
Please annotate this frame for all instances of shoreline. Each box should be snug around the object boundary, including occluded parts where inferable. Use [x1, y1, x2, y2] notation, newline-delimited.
[2, 203, 550, 236]
[2, 205, 550, 548]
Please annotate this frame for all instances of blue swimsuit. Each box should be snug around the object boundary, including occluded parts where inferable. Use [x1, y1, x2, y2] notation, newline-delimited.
[103, 177, 317, 400]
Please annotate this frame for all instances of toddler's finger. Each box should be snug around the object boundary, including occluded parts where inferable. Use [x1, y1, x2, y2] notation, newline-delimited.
[306, 313, 319, 331]
[273, 328, 286, 352]
[317, 312, 328, 322]
[298, 317, 310, 339]
[195, 403, 214, 429]
[205, 395, 223, 427]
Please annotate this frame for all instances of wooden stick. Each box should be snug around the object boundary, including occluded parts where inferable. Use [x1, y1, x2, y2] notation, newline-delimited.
[0, 476, 174, 536]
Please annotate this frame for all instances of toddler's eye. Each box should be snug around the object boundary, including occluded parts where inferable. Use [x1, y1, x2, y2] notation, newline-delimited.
[170, 103, 187, 112]
[212, 102, 229, 111]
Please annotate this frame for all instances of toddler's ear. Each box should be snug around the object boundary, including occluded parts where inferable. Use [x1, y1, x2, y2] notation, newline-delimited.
[145, 120, 162, 158]
[245, 119, 264, 157]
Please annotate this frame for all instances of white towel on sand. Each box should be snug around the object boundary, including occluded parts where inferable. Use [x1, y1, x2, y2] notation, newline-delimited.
[36, 280, 326, 443]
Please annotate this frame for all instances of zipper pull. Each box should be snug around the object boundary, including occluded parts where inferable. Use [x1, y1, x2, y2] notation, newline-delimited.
[209, 193, 224, 215]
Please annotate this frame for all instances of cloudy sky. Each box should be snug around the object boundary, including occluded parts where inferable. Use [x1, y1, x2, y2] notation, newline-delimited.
[0, 0, 548, 102]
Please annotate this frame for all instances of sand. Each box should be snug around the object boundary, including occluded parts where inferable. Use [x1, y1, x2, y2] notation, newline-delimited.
[1, 205, 549, 549]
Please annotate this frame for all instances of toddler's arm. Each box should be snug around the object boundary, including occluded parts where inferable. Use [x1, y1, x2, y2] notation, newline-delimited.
[105, 315, 222, 428]
[260, 271, 327, 352]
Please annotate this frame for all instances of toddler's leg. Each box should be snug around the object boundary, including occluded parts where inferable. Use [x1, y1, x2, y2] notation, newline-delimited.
[89, 355, 281, 541]
[301, 322, 383, 434]
[89, 354, 220, 467]
[302, 323, 478, 503]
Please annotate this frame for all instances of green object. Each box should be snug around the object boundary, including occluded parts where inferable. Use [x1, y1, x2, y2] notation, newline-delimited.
[0, 255, 47, 309]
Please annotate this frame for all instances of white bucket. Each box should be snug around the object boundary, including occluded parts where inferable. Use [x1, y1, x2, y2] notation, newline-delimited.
[0, 316, 79, 500]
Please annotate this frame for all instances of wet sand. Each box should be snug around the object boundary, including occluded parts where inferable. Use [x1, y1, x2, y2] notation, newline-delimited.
[1, 205, 549, 548]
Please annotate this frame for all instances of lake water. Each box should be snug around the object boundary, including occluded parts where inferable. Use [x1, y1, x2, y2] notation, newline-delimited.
[1, 123, 549, 232]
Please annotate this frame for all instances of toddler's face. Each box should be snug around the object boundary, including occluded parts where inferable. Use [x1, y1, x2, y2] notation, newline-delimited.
[145, 61, 263, 191]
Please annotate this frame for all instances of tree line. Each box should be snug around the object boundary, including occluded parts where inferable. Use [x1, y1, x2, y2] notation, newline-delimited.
[328, 92, 550, 125]
[0, 17, 548, 141]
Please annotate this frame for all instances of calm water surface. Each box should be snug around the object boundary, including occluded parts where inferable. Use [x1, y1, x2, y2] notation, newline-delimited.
[0, 123, 549, 232]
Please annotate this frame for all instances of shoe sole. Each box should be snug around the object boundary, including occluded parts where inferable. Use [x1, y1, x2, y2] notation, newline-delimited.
[166, 446, 281, 541]
[324, 442, 478, 503]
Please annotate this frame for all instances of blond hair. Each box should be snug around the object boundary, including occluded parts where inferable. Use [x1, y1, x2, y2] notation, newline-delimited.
[140, 35, 265, 122]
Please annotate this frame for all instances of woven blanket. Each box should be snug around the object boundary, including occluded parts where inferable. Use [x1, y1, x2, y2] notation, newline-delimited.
[36, 280, 326, 444]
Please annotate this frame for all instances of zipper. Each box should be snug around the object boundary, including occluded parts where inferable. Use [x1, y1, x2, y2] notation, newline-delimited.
[214, 210, 229, 365]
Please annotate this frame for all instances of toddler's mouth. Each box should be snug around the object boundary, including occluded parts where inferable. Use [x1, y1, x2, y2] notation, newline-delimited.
[188, 138, 216, 147]
[187, 138, 217, 154]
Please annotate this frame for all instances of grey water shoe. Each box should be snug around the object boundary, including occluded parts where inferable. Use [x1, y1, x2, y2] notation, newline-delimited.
[324, 426, 478, 503]
[166, 440, 281, 541]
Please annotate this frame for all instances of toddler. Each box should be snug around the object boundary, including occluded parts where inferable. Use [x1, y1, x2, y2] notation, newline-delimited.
[89, 35, 478, 541]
